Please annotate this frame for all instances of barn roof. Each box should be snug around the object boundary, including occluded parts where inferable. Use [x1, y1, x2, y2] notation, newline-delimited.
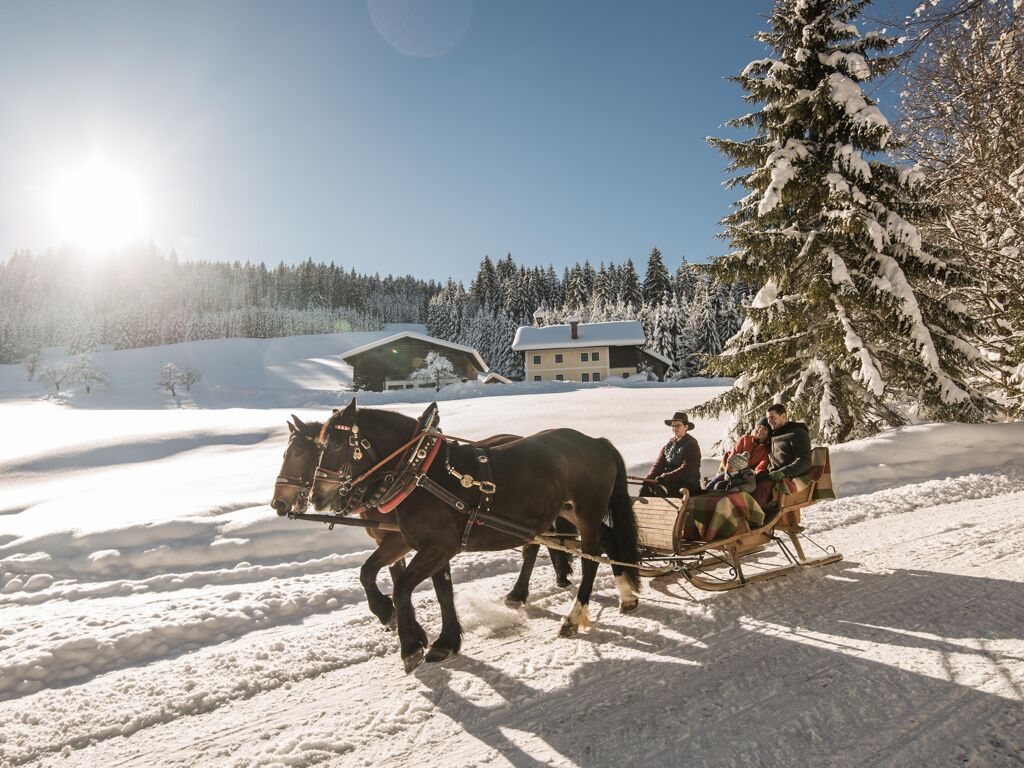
[340, 331, 488, 371]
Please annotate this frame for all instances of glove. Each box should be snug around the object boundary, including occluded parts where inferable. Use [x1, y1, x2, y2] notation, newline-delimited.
[768, 469, 785, 482]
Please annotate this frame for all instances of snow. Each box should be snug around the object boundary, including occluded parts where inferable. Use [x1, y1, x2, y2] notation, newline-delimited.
[511, 320, 646, 351]
[827, 73, 892, 146]
[1, 333, 1022, 766]
[758, 139, 809, 216]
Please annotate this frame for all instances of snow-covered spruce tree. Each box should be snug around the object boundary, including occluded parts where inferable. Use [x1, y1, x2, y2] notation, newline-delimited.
[642, 247, 672, 306]
[618, 260, 643, 311]
[694, 0, 994, 443]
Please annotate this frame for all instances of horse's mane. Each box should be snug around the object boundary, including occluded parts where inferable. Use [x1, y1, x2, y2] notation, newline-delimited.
[319, 405, 416, 445]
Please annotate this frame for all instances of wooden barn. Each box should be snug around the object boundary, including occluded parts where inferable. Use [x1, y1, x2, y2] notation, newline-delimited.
[341, 331, 490, 391]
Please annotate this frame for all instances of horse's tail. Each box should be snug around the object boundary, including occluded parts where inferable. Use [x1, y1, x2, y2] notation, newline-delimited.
[601, 437, 641, 593]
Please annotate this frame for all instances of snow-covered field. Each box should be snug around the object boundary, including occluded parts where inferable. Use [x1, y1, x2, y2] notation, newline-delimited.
[1, 333, 1022, 767]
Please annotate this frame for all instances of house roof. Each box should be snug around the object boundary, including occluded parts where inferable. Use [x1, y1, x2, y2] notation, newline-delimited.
[477, 370, 512, 384]
[512, 320, 646, 351]
[340, 331, 488, 371]
[642, 347, 673, 366]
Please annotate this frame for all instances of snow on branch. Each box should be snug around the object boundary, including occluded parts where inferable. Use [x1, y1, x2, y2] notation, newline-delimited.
[871, 251, 972, 404]
[827, 73, 891, 146]
[758, 139, 810, 216]
[834, 297, 885, 397]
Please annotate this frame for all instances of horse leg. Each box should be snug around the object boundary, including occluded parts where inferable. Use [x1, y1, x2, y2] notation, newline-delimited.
[600, 523, 638, 614]
[425, 563, 462, 663]
[558, 523, 601, 637]
[393, 547, 453, 673]
[551, 516, 575, 588]
[359, 533, 410, 630]
[505, 544, 541, 607]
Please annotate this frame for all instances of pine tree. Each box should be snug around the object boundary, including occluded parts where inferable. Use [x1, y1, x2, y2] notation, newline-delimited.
[642, 247, 672, 306]
[618, 259, 643, 311]
[675, 257, 698, 304]
[695, 0, 994, 442]
[470, 255, 500, 309]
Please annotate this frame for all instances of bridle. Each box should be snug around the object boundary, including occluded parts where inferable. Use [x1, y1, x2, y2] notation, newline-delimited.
[274, 431, 321, 513]
[312, 412, 441, 517]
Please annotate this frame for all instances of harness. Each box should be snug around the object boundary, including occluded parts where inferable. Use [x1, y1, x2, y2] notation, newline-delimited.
[311, 404, 535, 550]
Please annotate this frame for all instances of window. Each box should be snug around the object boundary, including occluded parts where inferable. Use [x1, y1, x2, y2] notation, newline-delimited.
[622, 372, 629, 379]
[593, 372, 601, 381]
[581, 373, 590, 382]
[533, 355, 541, 365]
[555, 374, 564, 381]
[592, 351, 600, 362]
[533, 375, 542, 382]
[555, 353, 563, 364]
[581, 353, 589, 362]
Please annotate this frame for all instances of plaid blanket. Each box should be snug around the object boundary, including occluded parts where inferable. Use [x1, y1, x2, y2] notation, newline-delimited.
[682, 491, 765, 543]
[778, 446, 835, 500]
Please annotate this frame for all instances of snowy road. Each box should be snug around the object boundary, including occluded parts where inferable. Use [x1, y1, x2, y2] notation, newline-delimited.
[2, 480, 1022, 767]
[2, 388, 1023, 767]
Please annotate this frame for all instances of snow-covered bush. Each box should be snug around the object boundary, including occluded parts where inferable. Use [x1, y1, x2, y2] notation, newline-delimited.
[157, 362, 182, 397]
[410, 352, 457, 391]
[37, 360, 78, 393]
[72, 356, 110, 394]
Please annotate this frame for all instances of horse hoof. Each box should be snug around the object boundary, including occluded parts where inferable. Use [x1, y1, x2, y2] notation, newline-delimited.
[504, 594, 527, 609]
[402, 647, 425, 674]
[558, 620, 579, 638]
[384, 615, 397, 632]
[556, 578, 572, 589]
[425, 644, 457, 664]
[619, 599, 639, 614]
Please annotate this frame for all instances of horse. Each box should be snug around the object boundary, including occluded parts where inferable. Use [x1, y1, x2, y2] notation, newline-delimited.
[310, 399, 641, 673]
[271, 414, 574, 631]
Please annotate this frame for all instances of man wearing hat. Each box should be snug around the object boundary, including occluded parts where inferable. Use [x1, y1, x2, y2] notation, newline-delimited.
[641, 411, 702, 497]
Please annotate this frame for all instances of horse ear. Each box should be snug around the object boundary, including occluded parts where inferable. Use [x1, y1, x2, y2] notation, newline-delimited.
[287, 420, 297, 434]
[339, 399, 357, 421]
[290, 414, 306, 431]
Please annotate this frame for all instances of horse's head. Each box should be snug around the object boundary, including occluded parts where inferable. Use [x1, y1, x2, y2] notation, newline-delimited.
[310, 399, 376, 511]
[271, 414, 323, 516]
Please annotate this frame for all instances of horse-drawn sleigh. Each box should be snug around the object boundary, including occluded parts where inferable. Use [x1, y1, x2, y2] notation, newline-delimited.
[272, 401, 842, 672]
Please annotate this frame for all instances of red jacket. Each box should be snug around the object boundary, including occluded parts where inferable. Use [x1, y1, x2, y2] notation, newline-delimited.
[723, 434, 769, 474]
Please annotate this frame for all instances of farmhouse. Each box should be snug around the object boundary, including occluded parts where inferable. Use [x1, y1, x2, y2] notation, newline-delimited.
[512, 318, 670, 382]
[341, 331, 489, 391]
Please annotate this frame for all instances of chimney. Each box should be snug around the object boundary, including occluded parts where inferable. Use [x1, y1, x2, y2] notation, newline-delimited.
[566, 315, 581, 340]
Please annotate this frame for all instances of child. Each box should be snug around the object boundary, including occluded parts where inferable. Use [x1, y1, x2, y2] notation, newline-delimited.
[705, 451, 756, 493]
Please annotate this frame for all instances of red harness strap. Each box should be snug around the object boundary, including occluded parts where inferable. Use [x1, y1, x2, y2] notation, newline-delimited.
[360, 436, 444, 516]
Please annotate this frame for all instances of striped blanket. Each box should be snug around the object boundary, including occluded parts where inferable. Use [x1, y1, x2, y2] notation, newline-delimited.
[779, 446, 835, 500]
[680, 448, 834, 543]
[682, 491, 765, 543]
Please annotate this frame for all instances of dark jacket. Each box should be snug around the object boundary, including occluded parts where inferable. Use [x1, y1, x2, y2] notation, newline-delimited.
[646, 433, 702, 491]
[768, 421, 811, 478]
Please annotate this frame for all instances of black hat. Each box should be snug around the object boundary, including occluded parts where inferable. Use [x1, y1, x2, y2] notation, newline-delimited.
[664, 411, 695, 429]
[757, 417, 771, 430]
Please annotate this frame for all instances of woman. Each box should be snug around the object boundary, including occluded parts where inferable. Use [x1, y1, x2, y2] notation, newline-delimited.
[641, 411, 702, 497]
[707, 418, 771, 489]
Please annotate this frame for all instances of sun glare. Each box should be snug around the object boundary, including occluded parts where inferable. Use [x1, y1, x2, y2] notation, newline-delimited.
[47, 155, 151, 253]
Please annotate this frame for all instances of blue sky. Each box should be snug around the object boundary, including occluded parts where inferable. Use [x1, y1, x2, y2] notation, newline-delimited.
[0, 0, 909, 282]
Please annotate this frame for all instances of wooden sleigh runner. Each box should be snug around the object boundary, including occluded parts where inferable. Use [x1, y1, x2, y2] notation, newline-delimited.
[630, 447, 843, 591]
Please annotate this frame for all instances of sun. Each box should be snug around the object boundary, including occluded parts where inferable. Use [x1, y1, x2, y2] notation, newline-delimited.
[47, 154, 151, 252]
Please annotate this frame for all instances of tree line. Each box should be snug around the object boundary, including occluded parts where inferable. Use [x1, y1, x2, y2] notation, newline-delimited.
[0, 245, 439, 363]
[426, 251, 751, 380]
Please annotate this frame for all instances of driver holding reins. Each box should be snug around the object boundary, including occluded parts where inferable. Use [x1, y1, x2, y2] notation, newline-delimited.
[641, 410, 702, 498]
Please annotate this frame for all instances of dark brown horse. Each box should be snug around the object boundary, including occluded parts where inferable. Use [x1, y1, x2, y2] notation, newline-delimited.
[310, 400, 641, 672]
[271, 414, 573, 630]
